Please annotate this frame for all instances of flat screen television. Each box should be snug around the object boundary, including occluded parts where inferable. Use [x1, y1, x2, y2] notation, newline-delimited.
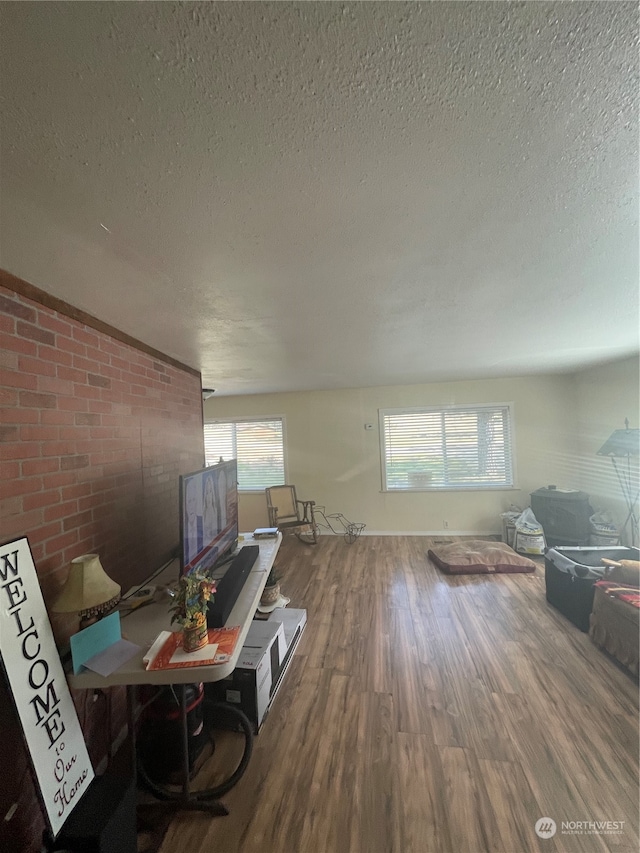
[179, 458, 239, 577]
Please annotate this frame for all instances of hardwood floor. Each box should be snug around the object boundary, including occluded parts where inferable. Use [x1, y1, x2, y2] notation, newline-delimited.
[150, 535, 639, 853]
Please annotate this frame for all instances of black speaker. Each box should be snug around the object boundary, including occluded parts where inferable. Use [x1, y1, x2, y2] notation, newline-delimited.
[49, 771, 137, 853]
[207, 545, 259, 627]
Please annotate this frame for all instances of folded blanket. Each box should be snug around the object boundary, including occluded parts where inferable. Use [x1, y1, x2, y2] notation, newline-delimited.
[594, 580, 640, 609]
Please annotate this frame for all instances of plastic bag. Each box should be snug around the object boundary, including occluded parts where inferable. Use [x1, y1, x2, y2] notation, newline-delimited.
[515, 507, 544, 534]
[514, 507, 546, 555]
[501, 504, 523, 548]
[501, 503, 523, 518]
[589, 510, 618, 535]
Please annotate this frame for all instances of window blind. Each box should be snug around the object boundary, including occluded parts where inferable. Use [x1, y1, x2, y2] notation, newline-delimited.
[204, 418, 285, 491]
[380, 404, 514, 491]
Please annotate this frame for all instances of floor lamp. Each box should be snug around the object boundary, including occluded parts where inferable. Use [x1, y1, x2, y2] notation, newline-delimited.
[596, 420, 640, 547]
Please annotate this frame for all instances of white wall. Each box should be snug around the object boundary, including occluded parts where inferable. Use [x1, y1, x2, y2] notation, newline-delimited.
[574, 356, 639, 539]
[206, 373, 583, 535]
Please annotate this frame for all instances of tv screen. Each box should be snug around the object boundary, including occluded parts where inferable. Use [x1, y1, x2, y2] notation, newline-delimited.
[179, 459, 238, 577]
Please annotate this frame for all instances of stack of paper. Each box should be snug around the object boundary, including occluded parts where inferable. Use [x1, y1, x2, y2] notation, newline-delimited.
[143, 625, 241, 671]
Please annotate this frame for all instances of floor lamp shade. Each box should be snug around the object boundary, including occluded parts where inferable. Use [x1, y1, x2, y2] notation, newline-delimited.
[596, 422, 639, 547]
[596, 428, 640, 458]
[52, 554, 121, 622]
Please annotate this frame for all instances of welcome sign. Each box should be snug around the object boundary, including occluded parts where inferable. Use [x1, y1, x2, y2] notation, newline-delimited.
[0, 538, 94, 837]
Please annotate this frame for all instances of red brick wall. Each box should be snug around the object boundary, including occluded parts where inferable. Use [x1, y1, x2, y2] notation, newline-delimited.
[0, 278, 205, 852]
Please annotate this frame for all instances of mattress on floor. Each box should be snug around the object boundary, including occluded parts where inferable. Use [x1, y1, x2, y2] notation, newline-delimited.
[428, 540, 537, 575]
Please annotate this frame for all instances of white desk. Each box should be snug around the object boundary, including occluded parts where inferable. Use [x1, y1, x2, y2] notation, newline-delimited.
[68, 533, 281, 691]
[67, 534, 282, 816]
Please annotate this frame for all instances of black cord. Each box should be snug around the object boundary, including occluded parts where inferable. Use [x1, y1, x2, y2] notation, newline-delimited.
[119, 556, 176, 602]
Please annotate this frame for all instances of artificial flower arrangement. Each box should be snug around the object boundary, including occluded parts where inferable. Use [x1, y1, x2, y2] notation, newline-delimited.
[168, 570, 216, 651]
[169, 570, 216, 627]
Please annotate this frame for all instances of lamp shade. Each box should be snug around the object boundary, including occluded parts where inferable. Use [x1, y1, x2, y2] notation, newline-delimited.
[51, 554, 121, 615]
[596, 428, 640, 457]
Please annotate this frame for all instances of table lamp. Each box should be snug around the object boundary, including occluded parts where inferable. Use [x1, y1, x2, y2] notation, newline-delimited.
[51, 553, 121, 628]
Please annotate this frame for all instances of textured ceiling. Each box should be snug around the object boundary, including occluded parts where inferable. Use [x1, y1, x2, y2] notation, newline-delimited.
[1, 1, 638, 395]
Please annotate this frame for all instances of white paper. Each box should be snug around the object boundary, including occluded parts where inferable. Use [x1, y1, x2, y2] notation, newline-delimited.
[143, 630, 172, 668]
[169, 642, 218, 665]
[143, 631, 219, 669]
[82, 638, 141, 677]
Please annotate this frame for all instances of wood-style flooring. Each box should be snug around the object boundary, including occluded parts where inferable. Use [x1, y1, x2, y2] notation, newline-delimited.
[146, 535, 639, 853]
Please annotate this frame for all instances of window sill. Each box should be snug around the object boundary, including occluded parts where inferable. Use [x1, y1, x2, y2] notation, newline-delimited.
[382, 485, 520, 493]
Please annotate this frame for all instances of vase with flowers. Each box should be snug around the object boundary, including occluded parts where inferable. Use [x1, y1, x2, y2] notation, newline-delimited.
[169, 570, 216, 652]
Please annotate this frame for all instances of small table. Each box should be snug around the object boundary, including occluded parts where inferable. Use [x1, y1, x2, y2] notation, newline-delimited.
[68, 533, 282, 814]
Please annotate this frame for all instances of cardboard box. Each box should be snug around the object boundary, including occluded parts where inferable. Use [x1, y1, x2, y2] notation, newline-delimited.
[210, 621, 285, 731]
[207, 610, 307, 732]
[267, 608, 307, 651]
[237, 620, 287, 671]
[266, 608, 307, 700]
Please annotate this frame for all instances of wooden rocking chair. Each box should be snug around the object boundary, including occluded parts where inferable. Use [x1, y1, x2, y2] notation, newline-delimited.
[265, 485, 318, 544]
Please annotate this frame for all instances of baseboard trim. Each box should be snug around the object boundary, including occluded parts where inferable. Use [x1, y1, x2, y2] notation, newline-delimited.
[318, 530, 501, 538]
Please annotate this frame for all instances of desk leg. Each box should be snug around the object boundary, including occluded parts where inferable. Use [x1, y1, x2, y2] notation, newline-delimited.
[136, 684, 228, 817]
[128, 684, 137, 761]
[180, 685, 190, 802]
[172, 684, 228, 815]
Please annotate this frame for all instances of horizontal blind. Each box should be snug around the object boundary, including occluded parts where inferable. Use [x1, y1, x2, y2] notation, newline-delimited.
[204, 419, 285, 491]
[204, 422, 234, 466]
[381, 405, 513, 490]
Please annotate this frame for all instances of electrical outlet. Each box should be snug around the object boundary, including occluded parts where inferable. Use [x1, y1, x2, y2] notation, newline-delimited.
[443, 520, 449, 529]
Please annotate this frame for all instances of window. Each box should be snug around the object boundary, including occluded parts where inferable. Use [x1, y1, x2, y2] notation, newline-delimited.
[380, 404, 514, 491]
[204, 418, 285, 492]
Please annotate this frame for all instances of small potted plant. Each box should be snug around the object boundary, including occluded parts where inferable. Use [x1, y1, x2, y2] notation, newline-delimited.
[260, 566, 281, 607]
[169, 570, 216, 652]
